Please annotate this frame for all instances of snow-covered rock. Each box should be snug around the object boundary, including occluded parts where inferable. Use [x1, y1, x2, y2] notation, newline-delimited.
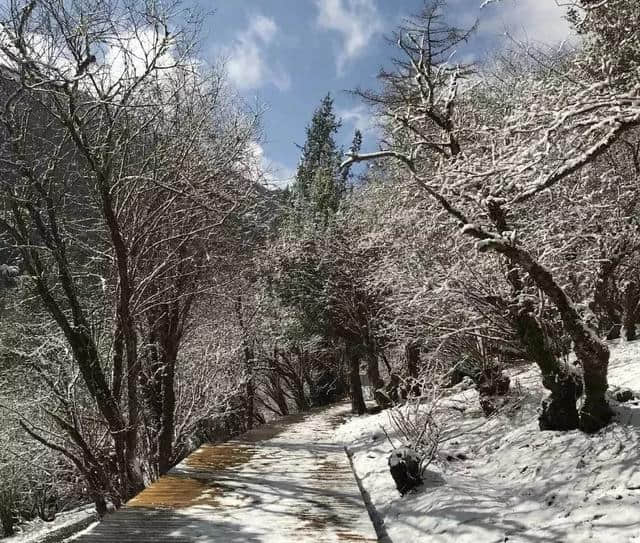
[388, 446, 422, 495]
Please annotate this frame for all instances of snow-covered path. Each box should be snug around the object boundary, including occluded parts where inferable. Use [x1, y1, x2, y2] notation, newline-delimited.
[72, 403, 377, 542]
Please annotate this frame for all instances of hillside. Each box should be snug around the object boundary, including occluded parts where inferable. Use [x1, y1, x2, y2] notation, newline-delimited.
[338, 340, 640, 542]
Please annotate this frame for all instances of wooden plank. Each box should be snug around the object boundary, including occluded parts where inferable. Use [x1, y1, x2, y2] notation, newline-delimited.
[73, 404, 377, 542]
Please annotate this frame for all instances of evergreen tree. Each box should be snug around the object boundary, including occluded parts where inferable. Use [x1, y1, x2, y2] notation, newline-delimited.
[291, 94, 344, 227]
[342, 129, 362, 191]
[273, 97, 375, 413]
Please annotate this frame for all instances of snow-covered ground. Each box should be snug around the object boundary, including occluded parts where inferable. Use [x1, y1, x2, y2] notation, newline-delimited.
[3, 506, 96, 543]
[6, 343, 640, 543]
[337, 340, 640, 543]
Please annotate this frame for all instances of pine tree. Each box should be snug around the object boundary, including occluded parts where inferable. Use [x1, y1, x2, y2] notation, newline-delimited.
[291, 94, 344, 228]
[342, 129, 362, 191]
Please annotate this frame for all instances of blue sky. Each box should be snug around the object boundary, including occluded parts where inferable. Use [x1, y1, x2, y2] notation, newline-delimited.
[191, 0, 572, 187]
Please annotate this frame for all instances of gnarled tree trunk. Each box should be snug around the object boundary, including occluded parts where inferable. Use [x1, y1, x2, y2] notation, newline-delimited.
[487, 201, 579, 429]
[517, 310, 582, 430]
[493, 243, 612, 433]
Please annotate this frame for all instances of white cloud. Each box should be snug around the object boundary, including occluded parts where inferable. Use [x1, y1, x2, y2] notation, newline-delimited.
[315, 0, 383, 74]
[1, 26, 186, 100]
[338, 104, 381, 138]
[0, 30, 75, 75]
[226, 15, 291, 91]
[250, 15, 278, 43]
[104, 28, 177, 85]
[267, 161, 296, 189]
[477, 0, 572, 45]
[248, 142, 295, 190]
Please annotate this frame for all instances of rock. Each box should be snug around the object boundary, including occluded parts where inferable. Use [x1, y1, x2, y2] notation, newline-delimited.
[615, 388, 636, 403]
[460, 376, 475, 389]
[443, 449, 468, 462]
[388, 446, 423, 496]
[477, 369, 511, 416]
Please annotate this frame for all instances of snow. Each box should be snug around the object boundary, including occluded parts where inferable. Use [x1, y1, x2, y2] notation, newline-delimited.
[69, 403, 376, 542]
[9, 344, 640, 542]
[337, 339, 640, 542]
[4, 506, 96, 543]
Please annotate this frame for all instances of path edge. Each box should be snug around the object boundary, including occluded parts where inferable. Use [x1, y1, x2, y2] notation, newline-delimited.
[344, 445, 393, 543]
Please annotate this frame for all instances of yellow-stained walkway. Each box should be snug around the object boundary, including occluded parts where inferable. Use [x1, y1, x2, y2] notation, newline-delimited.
[73, 403, 378, 542]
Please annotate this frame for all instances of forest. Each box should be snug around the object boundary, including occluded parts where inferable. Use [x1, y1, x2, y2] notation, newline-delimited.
[1, 0, 640, 539]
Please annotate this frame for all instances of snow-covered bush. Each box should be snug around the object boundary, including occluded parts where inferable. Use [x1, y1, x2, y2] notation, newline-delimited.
[384, 383, 442, 496]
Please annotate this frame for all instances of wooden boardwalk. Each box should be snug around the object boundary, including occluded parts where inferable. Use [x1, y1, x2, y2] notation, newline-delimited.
[73, 403, 378, 542]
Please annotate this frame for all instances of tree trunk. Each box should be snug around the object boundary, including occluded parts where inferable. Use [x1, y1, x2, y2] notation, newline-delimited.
[292, 383, 309, 411]
[576, 335, 612, 432]
[476, 367, 510, 416]
[101, 183, 144, 498]
[404, 342, 422, 398]
[244, 344, 255, 431]
[157, 347, 177, 475]
[539, 365, 583, 431]
[68, 329, 139, 500]
[267, 369, 289, 416]
[367, 353, 389, 408]
[486, 202, 581, 429]
[348, 348, 367, 415]
[290, 351, 310, 411]
[142, 299, 188, 477]
[494, 243, 612, 432]
[92, 493, 108, 518]
[516, 310, 581, 430]
[606, 323, 622, 341]
[0, 506, 16, 537]
[623, 280, 639, 341]
[405, 342, 419, 378]
[302, 355, 320, 406]
[592, 256, 623, 339]
[273, 386, 290, 416]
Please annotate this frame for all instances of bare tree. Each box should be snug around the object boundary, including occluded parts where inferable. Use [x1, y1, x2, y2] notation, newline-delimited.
[0, 0, 258, 509]
[343, 0, 640, 432]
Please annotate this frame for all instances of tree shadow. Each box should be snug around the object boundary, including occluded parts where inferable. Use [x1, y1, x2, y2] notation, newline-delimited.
[382, 477, 587, 543]
[421, 469, 446, 488]
[74, 465, 375, 542]
[74, 508, 265, 542]
[74, 403, 377, 542]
